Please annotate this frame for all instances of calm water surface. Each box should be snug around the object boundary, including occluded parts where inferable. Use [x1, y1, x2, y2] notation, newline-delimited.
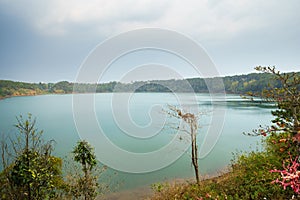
[0, 93, 273, 190]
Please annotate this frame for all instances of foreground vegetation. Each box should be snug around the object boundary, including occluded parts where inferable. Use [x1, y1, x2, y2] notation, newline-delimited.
[0, 114, 109, 199]
[150, 134, 297, 199]
[150, 66, 300, 199]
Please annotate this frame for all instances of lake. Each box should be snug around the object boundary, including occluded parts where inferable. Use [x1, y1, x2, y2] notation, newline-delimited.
[0, 93, 274, 191]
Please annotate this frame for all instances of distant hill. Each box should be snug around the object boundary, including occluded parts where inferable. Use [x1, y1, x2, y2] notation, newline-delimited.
[0, 72, 298, 99]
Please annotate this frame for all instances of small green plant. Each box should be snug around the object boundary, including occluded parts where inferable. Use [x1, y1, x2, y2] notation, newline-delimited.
[65, 140, 101, 200]
[151, 182, 168, 193]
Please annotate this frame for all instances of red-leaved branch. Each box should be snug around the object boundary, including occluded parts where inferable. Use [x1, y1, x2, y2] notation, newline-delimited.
[270, 155, 300, 194]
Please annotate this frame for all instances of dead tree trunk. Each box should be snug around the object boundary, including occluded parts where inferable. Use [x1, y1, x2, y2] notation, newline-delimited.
[168, 106, 200, 185]
[190, 121, 200, 184]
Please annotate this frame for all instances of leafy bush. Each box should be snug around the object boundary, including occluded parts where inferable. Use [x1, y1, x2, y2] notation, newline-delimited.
[0, 114, 64, 199]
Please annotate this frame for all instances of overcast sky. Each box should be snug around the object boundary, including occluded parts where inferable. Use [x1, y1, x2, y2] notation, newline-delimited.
[0, 0, 299, 83]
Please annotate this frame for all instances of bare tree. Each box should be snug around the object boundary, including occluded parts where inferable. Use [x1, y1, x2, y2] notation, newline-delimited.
[166, 106, 200, 185]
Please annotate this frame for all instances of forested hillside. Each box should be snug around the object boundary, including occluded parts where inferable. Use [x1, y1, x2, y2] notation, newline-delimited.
[0, 72, 298, 99]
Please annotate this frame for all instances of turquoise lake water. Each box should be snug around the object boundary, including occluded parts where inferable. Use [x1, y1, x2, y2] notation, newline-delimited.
[0, 93, 274, 190]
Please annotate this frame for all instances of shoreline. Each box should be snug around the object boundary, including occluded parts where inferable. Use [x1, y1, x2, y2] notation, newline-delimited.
[101, 185, 153, 200]
[0, 91, 228, 101]
[101, 169, 230, 200]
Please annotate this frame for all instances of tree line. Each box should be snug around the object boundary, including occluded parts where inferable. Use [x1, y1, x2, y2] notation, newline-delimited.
[1, 72, 299, 99]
